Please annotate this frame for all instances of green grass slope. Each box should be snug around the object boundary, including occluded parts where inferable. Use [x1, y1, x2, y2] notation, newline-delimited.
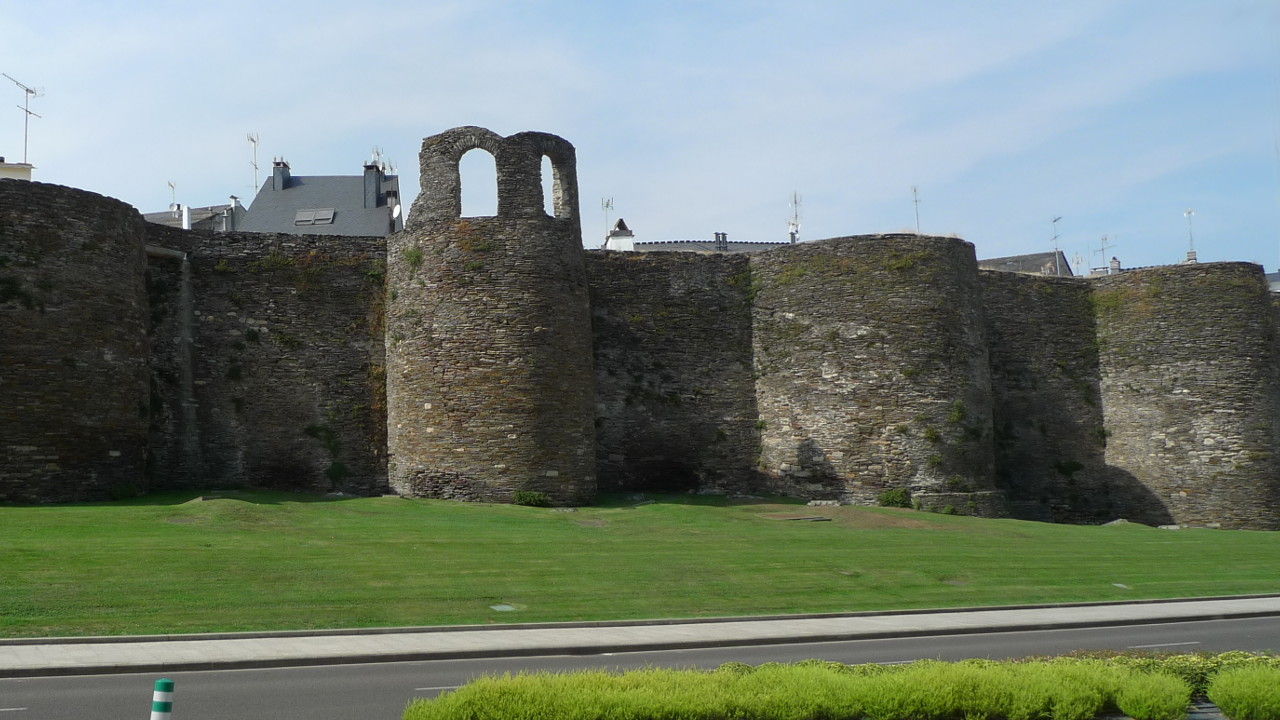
[1, 492, 1277, 637]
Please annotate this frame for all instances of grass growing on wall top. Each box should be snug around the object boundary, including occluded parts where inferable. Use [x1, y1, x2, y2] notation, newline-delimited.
[1, 491, 1279, 637]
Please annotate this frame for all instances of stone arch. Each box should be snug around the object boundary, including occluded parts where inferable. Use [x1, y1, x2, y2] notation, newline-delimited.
[540, 155, 555, 217]
[409, 127, 581, 227]
[512, 131, 579, 221]
[411, 126, 505, 226]
[458, 147, 498, 217]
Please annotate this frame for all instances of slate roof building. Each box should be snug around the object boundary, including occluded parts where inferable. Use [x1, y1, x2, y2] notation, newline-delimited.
[238, 158, 403, 237]
[602, 219, 792, 254]
[142, 200, 245, 231]
[978, 250, 1074, 277]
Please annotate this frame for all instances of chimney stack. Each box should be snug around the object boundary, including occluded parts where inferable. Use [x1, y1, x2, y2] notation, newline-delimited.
[271, 159, 291, 191]
[363, 161, 382, 209]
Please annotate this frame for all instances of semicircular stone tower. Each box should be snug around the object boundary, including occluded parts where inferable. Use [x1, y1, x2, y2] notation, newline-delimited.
[0, 180, 150, 502]
[750, 234, 1003, 514]
[1093, 263, 1280, 529]
[386, 127, 596, 505]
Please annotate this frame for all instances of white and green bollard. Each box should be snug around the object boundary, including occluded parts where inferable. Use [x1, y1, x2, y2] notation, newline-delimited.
[149, 678, 174, 719]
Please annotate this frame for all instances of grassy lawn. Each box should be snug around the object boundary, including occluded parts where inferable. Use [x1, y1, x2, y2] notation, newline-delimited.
[1, 491, 1277, 637]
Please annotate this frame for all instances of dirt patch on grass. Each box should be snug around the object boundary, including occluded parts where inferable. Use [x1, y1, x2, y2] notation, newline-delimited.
[754, 506, 942, 529]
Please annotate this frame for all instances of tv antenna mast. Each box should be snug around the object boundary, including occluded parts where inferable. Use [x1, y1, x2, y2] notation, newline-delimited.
[247, 133, 261, 192]
[788, 191, 802, 243]
[601, 197, 614, 247]
[1093, 234, 1116, 273]
[167, 180, 176, 207]
[3, 73, 43, 164]
[911, 186, 921, 235]
[1051, 216, 1063, 276]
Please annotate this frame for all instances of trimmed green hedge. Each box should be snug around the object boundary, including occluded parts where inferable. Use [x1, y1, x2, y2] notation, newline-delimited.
[1055, 650, 1280, 695]
[405, 658, 1200, 720]
[406, 654, 1280, 720]
[1209, 666, 1280, 720]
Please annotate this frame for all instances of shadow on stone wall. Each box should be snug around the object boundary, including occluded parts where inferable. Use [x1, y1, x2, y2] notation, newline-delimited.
[588, 251, 763, 495]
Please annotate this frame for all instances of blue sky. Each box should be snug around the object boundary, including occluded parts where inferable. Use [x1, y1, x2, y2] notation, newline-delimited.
[2, 1, 1277, 271]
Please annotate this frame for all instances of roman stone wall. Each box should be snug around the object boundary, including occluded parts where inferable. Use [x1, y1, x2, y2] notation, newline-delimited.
[387, 128, 595, 504]
[145, 223, 387, 494]
[143, 245, 193, 485]
[0, 180, 150, 501]
[1093, 263, 1280, 529]
[587, 250, 760, 493]
[980, 271, 1121, 522]
[750, 234, 1002, 513]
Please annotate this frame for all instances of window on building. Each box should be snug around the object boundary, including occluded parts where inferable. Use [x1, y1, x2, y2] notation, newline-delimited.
[294, 208, 335, 226]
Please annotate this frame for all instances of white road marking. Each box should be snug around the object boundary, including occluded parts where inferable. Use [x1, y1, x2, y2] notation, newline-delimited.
[0, 708, 29, 713]
[413, 685, 460, 692]
[878, 660, 914, 665]
[1127, 641, 1201, 649]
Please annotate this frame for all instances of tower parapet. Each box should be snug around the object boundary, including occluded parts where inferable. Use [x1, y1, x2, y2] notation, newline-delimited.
[386, 127, 596, 504]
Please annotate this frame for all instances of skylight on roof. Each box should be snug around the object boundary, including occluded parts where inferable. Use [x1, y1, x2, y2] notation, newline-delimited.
[294, 208, 335, 226]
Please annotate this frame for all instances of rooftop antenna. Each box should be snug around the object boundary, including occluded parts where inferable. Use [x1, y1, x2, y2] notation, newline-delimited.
[1093, 234, 1115, 273]
[788, 191, 802, 243]
[601, 197, 614, 248]
[246, 133, 260, 192]
[167, 180, 176, 207]
[3, 72, 43, 164]
[911, 186, 921, 235]
[1184, 208, 1197, 262]
[1051, 216, 1063, 276]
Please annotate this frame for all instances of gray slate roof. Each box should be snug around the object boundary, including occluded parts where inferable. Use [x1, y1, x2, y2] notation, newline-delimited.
[978, 251, 1073, 277]
[239, 172, 401, 237]
[142, 204, 238, 231]
[634, 239, 791, 254]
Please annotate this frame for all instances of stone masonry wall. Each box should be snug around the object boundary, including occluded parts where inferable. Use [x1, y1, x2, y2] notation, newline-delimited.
[0, 180, 150, 501]
[1093, 263, 1280, 529]
[750, 234, 1002, 513]
[387, 217, 596, 504]
[980, 271, 1124, 523]
[587, 250, 760, 493]
[387, 128, 596, 505]
[145, 223, 387, 494]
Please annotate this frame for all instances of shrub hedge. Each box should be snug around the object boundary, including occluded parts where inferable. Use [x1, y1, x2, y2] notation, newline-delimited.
[1209, 666, 1280, 720]
[406, 653, 1280, 720]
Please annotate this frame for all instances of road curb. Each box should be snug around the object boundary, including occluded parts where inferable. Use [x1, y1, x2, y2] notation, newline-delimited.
[4, 604, 1279, 678]
[4, 592, 1279, 647]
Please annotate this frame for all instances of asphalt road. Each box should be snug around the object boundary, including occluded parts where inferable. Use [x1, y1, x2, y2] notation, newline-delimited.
[2, 616, 1277, 720]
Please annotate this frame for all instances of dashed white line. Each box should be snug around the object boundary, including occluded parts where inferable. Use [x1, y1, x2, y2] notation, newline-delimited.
[413, 685, 460, 692]
[1127, 641, 1201, 649]
[0, 708, 29, 713]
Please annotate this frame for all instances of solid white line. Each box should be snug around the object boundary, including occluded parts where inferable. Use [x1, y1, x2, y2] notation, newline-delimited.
[1127, 641, 1201, 649]
[413, 685, 460, 692]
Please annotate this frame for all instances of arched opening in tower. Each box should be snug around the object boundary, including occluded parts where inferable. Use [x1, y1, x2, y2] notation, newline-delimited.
[458, 148, 498, 217]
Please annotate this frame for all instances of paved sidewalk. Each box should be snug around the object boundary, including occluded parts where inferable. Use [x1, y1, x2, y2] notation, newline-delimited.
[2, 595, 1278, 677]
